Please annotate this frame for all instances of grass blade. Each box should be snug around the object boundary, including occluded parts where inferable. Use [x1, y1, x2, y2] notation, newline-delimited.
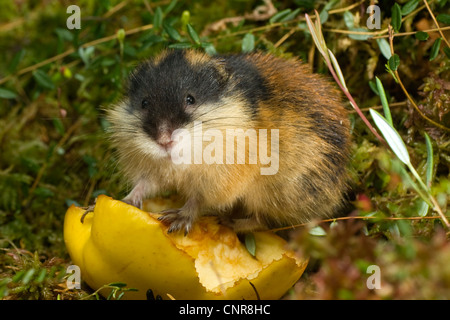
[417, 132, 434, 216]
[375, 77, 393, 126]
[305, 13, 327, 58]
[328, 49, 347, 92]
[370, 109, 410, 165]
[424, 133, 434, 189]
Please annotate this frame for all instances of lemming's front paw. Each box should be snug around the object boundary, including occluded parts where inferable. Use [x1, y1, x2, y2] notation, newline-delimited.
[121, 197, 142, 209]
[158, 208, 195, 235]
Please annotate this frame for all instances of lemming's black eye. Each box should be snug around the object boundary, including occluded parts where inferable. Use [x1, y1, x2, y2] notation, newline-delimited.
[186, 95, 195, 106]
[142, 99, 150, 109]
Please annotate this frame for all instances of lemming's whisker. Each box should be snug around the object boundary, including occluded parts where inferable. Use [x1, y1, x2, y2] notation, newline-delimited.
[190, 103, 226, 122]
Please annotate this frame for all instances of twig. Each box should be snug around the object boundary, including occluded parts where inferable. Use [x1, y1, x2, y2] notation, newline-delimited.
[274, 27, 298, 48]
[423, 0, 450, 48]
[350, 101, 408, 113]
[328, 0, 364, 14]
[0, 24, 154, 85]
[326, 26, 450, 38]
[269, 215, 450, 232]
[103, 1, 129, 19]
[326, 54, 387, 145]
[202, 0, 277, 36]
[371, 25, 450, 39]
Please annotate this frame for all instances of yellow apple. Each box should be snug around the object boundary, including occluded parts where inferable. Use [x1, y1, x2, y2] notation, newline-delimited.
[64, 195, 308, 299]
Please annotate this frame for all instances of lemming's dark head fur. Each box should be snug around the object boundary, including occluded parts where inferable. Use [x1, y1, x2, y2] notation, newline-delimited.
[126, 50, 229, 141]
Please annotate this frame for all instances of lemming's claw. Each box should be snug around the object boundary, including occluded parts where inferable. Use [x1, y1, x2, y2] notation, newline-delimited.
[158, 209, 194, 235]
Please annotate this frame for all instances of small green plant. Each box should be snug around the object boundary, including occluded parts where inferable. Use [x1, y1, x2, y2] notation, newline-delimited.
[0, 246, 70, 300]
[81, 282, 138, 300]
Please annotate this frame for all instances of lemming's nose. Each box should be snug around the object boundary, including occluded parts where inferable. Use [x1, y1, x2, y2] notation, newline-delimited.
[157, 131, 174, 150]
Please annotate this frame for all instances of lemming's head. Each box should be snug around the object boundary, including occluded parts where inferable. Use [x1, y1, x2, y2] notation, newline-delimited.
[125, 50, 231, 155]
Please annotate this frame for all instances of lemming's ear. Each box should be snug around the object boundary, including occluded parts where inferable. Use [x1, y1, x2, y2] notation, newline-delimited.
[210, 57, 230, 84]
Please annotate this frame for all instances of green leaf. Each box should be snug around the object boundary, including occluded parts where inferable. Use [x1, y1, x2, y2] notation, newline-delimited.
[369, 109, 410, 165]
[343, 11, 354, 29]
[270, 9, 292, 24]
[0, 88, 18, 99]
[8, 49, 26, 73]
[309, 226, 327, 236]
[369, 80, 379, 95]
[12, 270, 25, 282]
[417, 200, 429, 217]
[78, 46, 94, 66]
[117, 292, 125, 300]
[388, 53, 400, 71]
[201, 42, 217, 55]
[401, 0, 420, 16]
[280, 8, 301, 22]
[376, 38, 392, 59]
[397, 165, 432, 207]
[319, 0, 339, 24]
[186, 24, 201, 45]
[436, 13, 450, 25]
[32, 69, 55, 90]
[245, 233, 256, 256]
[92, 189, 108, 198]
[53, 118, 65, 135]
[106, 289, 116, 300]
[168, 42, 193, 49]
[153, 7, 163, 30]
[375, 77, 393, 126]
[34, 187, 55, 198]
[429, 38, 442, 61]
[242, 33, 255, 52]
[55, 28, 74, 42]
[415, 31, 429, 41]
[108, 282, 127, 288]
[22, 268, 36, 285]
[163, 22, 181, 41]
[391, 3, 402, 32]
[444, 47, 450, 59]
[319, 10, 329, 25]
[66, 199, 81, 207]
[163, 0, 178, 15]
[35, 269, 47, 283]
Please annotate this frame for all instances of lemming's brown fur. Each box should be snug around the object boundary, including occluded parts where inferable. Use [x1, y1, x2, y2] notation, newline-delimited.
[107, 50, 351, 233]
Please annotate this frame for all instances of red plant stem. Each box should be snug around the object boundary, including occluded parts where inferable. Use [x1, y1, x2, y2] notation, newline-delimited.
[324, 56, 387, 146]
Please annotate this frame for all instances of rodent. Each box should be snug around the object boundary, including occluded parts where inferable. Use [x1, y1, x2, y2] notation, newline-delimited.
[106, 49, 351, 234]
